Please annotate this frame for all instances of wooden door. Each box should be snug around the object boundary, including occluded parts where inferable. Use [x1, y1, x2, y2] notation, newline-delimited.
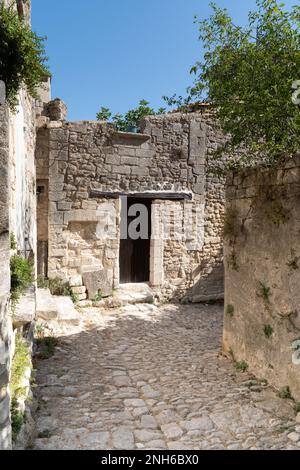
[119, 198, 151, 283]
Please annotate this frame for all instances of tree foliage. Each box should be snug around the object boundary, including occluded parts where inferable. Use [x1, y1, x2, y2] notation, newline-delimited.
[169, 0, 300, 167]
[97, 100, 166, 132]
[0, 3, 49, 110]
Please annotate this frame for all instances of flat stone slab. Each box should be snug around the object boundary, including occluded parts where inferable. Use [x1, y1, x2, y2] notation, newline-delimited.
[14, 287, 36, 327]
[114, 283, 154, 305]
[36, 288, 57, 321]
[53, 296, 80, 326]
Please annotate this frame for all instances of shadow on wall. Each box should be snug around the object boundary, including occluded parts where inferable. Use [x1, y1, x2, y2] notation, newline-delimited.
[174, 247, 224, 304]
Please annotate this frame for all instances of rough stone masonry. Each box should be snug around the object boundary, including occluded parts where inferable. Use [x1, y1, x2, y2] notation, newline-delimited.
[223, 156, 300, 401]
[36, 104, 227, 302]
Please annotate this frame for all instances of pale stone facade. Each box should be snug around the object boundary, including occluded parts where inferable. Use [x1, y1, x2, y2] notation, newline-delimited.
[36, 108, 226, 302]
[0, 0, 49, 450]
[223, 156, 300, 401]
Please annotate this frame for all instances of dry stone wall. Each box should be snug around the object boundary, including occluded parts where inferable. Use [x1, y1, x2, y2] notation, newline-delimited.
[223, 156, 300, 401]
[37, 110, 227, 301]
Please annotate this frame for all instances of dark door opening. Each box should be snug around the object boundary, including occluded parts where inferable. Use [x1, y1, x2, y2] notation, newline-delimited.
[119, 198, 151, 283]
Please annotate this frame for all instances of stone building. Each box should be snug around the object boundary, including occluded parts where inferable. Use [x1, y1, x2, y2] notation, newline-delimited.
[36, 105, 226, 303]
[0, 0, 227, 450]
[0, 0, 50, 450]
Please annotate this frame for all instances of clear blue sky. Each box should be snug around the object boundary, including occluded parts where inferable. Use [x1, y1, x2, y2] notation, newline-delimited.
[31, 0, 296, 121]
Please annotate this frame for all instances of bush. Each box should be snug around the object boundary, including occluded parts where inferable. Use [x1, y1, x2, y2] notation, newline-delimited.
[10, 254, 33, 305]
[0, 3, 49, 110]
[97, 99, 166, 132]
[11, 398, 24, 442]
[10, 335, 31, 441]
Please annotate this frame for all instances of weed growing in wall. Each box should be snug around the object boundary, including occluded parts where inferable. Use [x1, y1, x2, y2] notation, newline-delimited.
[294, 403, 300, 414]
[10, 233, 17, 250]
[10, 334, 31, 441]
[263, 324, 274, 338]
[227, 251, 239, 272]
[10, 254, 33, 307]
[226, 304, 235, 317]
[278, 386, 292, 400]
[287, 250, 299, 270]
[257, 282, 271, 306]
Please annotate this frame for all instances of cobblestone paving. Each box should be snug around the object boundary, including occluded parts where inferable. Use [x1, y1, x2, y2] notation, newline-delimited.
[34, 303, 300, 450]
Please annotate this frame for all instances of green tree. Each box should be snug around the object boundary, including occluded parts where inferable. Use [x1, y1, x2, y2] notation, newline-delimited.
[168, 0, 300, 168]
[0, 3, 49, 110]
[96, 100, 166, 132]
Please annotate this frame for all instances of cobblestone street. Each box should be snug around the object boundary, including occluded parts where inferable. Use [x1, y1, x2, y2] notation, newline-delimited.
[34, 303, 299, 450]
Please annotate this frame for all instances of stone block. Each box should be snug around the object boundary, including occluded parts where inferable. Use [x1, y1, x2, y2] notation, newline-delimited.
[71, 286, 86, 294]
[36, 289, 57, 321]
[13, 288, 35, 328]
[69, 274, 83, 287]
[82, 270, 113, 299]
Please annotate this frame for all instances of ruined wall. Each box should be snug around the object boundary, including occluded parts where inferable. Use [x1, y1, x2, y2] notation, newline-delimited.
[223, 156, 300, 401]
[37, 109, 226, 301]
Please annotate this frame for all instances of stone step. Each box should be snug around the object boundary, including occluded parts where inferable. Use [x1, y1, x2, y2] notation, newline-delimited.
[53, 296, 80, 326]
[114, 283, 154, 305]
[36, 288, 80, 326]
[36, 288, 58, 321]
[14, 287, 36, 328]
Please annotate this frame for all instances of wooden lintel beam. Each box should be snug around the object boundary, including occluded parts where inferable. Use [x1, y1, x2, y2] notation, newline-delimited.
[89, 191, 193, 201]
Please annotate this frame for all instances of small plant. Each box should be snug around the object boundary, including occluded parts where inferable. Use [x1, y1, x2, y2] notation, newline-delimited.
[227, 251, 239, 272]
[93, 291, 103, 302]
[36, 336, 58, 360]
[278, 386, 292, 400]
[287, 251, 299, 270]
[10, 335, 31, 441]
[10, 334, 31, 401]
[226, 304, 235, 317]
[37, 276, 78, 303]
[235, 361, 248, 372]
[10, 254, 33, 306]
[11, 398, 24, 442]
[294, 403, 300, 414]
[10, 233, 17, 250]
[263, 324, 274, 338]
[37, 274, 49, 289]
[257, 282, 271, 305]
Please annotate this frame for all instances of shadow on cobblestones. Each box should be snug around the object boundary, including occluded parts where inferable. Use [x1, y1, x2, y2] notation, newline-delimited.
[33, 303, 297, 450]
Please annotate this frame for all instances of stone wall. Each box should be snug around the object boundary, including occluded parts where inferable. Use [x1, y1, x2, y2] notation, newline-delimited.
[37, 109, 226, 301]
[0, 0, 43, 449]
[0, 103, 12, 450]
[223, 156, 300, 401]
